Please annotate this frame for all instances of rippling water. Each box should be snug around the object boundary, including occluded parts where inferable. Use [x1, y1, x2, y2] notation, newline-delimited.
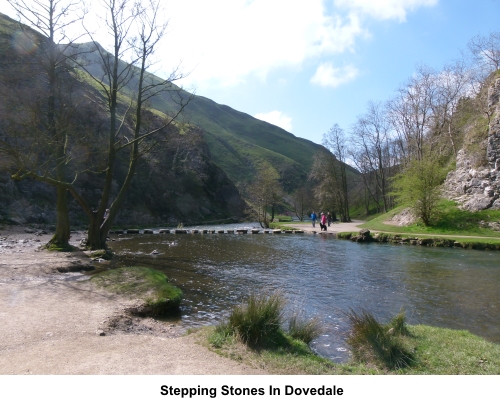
[108, 224, 500, 363]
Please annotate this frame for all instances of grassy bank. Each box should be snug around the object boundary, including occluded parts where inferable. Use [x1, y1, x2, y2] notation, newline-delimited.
[337, 231, 500, 250]
[90, 266, 183, 316]
[364, 201, 500, 238]
[202, 324, 500, 375]
[202, 292, 500, 374]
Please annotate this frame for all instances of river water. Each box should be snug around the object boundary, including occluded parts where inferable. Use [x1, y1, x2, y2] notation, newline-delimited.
[108, 223, 500, 362]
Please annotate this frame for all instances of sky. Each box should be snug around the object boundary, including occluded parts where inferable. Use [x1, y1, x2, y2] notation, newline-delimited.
[2, 0, 500, 145]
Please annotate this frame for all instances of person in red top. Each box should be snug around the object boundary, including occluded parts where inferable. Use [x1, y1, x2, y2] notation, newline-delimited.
[320, 212, 327, 231]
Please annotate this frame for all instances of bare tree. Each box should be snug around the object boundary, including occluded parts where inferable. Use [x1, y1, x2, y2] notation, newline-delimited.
[387, 65, 438, 162]
[350, 101, 393, 213]
[310, 125, 351, 222]
[468, 31, 500, 73]
[247, 167, 283, 228]
[3, 0, 85, 248]
[3, 0, 191, 249]
[288, 186, 310, 221]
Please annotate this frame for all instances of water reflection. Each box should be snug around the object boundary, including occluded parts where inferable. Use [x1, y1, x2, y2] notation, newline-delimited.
[108, 225, 500, 363]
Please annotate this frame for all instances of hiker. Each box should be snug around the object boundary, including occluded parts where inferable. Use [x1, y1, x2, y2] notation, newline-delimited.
[320, 212, 327, 231]
[311, 211, 317, 227]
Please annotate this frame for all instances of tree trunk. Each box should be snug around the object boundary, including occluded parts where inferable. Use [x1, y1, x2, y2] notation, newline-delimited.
[86, 214, 107, 250]
[47, 185, 71, 249]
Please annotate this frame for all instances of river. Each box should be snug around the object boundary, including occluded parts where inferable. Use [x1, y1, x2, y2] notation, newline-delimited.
[108, 223, 500, 362]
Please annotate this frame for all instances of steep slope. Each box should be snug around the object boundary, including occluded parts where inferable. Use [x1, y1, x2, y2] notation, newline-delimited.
[443, 71, 500, 211]
[0, 12, 246, 226]
[71, 42, 328, 193]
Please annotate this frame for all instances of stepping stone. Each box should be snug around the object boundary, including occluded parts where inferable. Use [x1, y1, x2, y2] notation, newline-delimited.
[236, 229, 248, 234]
[159, 229, 170, 234]
[127, 229, 140, 234]
[175, 229, 187, 234]
[143, 229, 154, 234]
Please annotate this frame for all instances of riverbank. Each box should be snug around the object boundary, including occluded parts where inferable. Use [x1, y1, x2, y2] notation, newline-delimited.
[2, 224, 500, 375]
[277, 220, 500, 249]
[277, 220, 366, 234]
[0, 226, 265, 374]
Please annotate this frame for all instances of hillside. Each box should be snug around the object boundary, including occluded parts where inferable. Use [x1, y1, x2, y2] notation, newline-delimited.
[70, 42, 330, 193]
[0, 12, 246, 226]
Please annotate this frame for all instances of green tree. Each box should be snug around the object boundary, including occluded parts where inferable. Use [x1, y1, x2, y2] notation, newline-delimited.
[248, 167, 283, 228]
[391, 156, 446, 226]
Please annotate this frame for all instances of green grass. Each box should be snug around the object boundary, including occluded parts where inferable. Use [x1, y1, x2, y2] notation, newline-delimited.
[274, 215, 293, 222]
[202, 319, 500, 375]
[227, 291, 286, 346]
[90, 266, 183, 316]
[364, 200, 500, 238]
[345, 309, 415, 370]
[210, 291, 323, 350]
[287, 312, 323, 344]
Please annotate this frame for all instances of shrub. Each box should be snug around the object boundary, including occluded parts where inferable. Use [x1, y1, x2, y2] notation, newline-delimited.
[345, 309, 414, 370]
[228, 291, 286, 346]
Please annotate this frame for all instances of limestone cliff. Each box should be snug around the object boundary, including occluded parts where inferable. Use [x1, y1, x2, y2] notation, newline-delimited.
[444, 76, 500, 212]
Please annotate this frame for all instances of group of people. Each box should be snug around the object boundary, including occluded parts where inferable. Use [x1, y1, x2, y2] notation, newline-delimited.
[310, 211, 332, 231]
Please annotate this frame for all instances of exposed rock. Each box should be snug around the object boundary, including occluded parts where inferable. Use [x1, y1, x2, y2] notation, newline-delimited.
[390, 208, 416, 226]
[443, 78, 500, 212]
[487, 77, 500, 170]
[351, 229, 373, 242]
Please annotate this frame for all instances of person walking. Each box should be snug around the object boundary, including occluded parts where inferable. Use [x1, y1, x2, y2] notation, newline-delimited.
[320, 212, 327, 231]
[311, 211, 317, 227]
[327, 212, 332, 227]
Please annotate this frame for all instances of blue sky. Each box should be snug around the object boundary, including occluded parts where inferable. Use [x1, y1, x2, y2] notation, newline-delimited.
[162, 0, 500, 145]
[3, 0, 499, 145]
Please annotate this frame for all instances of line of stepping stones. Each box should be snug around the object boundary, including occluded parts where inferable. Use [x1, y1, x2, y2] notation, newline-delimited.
[108, 229, 305, 235]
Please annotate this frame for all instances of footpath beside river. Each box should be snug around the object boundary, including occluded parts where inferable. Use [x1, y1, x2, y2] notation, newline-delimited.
[0, 226, 265, 375]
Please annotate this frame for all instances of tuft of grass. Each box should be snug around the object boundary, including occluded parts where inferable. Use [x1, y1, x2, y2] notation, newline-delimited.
[287, 312, 323, 344]
[211, 291, 322, 350]
[345, 309, 415, 370]
[228, 291, 286, 346]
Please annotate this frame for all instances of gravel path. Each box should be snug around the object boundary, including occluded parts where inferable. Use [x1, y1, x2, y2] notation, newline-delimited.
[0, 226, 265, 375]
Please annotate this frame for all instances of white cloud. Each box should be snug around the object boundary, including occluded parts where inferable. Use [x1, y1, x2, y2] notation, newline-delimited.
[334, 0, 438, 22]
[310, 63, 359, 88]
[162, 0, 368, 88]
[4, 0, 437, 90]
[254, 110, 293, 132]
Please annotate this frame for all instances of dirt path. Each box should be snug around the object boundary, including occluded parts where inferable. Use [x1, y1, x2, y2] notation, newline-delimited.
[287, 220, 366, 234]
[288, 220, 500, 240]
[0, 226, 265, 375]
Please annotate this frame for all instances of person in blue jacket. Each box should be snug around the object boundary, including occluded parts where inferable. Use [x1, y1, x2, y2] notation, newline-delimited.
[311, 211, 317, 227]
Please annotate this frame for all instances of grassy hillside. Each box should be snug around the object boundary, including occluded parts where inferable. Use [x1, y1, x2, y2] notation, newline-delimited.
[72, 42, 328, 192]
[0, 13, 247, 226]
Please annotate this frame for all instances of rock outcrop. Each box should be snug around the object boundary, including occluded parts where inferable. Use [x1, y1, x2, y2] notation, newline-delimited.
[444, 77, 500, 211]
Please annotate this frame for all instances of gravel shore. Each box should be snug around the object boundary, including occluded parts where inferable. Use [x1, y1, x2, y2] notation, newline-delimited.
[0, 226, 265, 375]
